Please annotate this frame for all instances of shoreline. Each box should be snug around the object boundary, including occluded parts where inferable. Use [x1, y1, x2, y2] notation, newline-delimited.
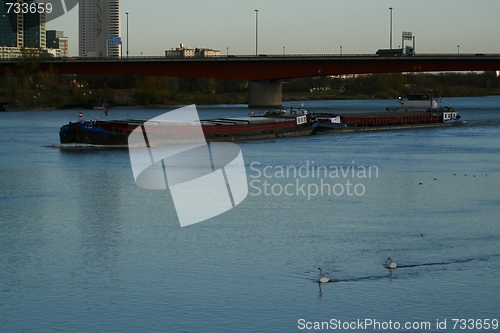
[2, 94, 499, 111]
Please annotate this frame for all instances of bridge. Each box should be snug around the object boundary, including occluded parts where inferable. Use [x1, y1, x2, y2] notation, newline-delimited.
[2, 54, 500, 106]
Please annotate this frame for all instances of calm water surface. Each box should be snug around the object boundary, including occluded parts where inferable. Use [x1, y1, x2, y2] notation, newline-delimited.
[1, 97, 499, 332]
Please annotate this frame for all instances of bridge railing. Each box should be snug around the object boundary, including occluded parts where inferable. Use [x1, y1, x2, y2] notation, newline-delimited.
[54, 53, 500, 61]
[2, 53, 500, 63]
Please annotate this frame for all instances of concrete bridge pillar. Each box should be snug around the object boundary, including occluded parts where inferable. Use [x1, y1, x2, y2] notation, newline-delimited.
[248, 80, 282, 107]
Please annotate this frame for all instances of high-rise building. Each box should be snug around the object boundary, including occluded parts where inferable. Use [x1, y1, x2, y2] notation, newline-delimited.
[23, 1, 46, 49]
[1, 5, 17, 48]
[79, 0, 121, 57]
[47, 30, 68, 57]
[1, 0, 46, 58]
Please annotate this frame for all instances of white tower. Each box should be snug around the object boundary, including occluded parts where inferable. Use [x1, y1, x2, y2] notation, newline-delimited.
[79, 0, 121, 57]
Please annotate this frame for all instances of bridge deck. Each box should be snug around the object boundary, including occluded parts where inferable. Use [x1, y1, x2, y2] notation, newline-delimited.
[1, 54, 500, 80]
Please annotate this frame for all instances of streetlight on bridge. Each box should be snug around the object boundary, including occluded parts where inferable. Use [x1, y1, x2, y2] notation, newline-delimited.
[389, 7, 393, 49]
[255, 9, 259, 56]
[126, 12, 129, 58]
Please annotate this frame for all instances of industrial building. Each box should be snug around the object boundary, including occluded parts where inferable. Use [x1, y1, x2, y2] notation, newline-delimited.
[165, 44, 220, 58]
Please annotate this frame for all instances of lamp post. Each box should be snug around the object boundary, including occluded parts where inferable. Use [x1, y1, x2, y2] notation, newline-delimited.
[255, 9, 259, 56]
[457, 45, 460, 55]
[340, 45, 342, 56]
[126, 12, 129, 58]
[389, 7, 393, 49]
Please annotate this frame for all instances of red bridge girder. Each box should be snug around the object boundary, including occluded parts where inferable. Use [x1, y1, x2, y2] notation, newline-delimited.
[2, 54, 500, 80]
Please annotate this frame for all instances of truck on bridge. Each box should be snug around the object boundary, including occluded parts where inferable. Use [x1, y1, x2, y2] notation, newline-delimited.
[376, 46, 415, 57]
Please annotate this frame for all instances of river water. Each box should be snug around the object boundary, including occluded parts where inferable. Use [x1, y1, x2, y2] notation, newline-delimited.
[1, 97, 499, 332]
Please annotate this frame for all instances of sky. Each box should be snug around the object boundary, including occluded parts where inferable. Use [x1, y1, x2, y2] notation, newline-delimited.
[46, 0, 500, 57]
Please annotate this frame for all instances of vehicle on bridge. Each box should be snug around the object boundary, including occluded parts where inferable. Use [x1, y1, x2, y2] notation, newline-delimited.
[376, 46, 415, 57]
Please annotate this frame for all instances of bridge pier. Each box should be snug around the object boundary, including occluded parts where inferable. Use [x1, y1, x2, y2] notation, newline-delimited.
[248, 80, 282, 108]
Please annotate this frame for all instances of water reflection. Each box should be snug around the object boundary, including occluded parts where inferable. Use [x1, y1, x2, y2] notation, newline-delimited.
[58, 149, 132, 290]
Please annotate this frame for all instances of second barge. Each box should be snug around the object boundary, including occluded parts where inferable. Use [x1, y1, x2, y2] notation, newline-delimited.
[313, 109, 461, 132]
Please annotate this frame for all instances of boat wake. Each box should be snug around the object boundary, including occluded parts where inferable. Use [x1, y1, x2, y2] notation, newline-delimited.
[319, 275, 389, 283]
[46, 143, 128, 150]
[391, 258, 474, 269]
[313, 258, 475, 284]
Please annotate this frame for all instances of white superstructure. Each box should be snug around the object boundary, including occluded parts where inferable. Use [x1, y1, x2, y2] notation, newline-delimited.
[399, 94, 439, 111]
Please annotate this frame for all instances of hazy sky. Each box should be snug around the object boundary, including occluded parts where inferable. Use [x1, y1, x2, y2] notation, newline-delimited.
[47, 0, 500, 56]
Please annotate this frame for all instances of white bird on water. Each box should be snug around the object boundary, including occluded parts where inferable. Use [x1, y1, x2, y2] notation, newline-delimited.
[386, 257, 397, 269]
[317, 267, 330, 283]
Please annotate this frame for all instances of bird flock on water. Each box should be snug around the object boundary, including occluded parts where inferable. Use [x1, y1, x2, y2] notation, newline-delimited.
[317, 172, 490, 283]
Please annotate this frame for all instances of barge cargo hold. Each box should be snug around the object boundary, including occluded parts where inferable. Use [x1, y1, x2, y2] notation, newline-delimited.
[313, 109, 461, 132]
[59, 109, 317, 146]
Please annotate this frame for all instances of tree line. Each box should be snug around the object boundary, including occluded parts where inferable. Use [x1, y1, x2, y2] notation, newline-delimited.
[284, 72, 500, 99]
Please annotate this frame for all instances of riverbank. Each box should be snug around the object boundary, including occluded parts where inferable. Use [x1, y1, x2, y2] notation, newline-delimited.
[2, 71, 500, 110]
[3, 90, 500, 111]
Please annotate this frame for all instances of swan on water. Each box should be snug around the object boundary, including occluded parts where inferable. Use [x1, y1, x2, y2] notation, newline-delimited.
[317, 267, 330, 283]
[386, 257, 397, 269]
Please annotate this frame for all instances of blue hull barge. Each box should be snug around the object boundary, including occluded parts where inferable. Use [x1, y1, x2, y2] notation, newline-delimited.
[59, 109, 317, 146]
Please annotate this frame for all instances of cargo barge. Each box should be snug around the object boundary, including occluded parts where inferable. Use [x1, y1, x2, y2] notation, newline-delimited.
[59, 109, 317, 146]
[313, 109, 461, 132]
